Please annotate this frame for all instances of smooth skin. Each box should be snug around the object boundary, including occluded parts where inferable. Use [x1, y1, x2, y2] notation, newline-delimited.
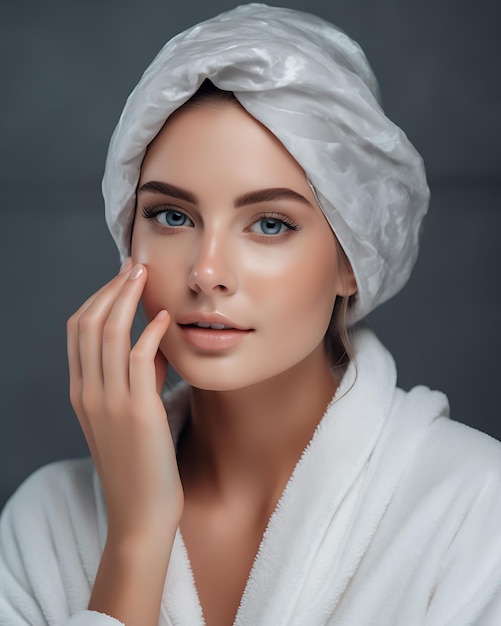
[67, 99, 356, 626]
[67, 262, 183, 625]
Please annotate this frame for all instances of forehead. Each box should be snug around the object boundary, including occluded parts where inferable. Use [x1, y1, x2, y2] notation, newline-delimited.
[139, 101, 315, 202]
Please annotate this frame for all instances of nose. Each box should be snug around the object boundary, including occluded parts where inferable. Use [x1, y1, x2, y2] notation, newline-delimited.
[188, 229, 237, 296]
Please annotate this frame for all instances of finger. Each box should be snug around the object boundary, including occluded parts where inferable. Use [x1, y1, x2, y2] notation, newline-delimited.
[77, 270, 133, 394]
[129, 310, 171, 403]
[67, 260, 133, 473]
[155, 350, 168, 396]
[67, 316, 98, 464]
[72, 258, 133, 321]
[76, 260, 134, 390]
[101, 265, 149, 396]
[67, 312, 83, 397]
[67, 258, 133, 387]
[75, 410, 100, 472]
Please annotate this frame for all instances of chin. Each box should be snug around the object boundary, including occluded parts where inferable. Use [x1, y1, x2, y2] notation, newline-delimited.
[165, 352, 271, 392]
[172, 365, 257, 392]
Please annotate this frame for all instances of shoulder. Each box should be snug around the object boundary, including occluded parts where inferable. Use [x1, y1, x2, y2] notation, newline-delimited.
[1, 457, 104, 570]
[0, 459, 105, 622]
[403, 393, 501, 623]
[373, 386, 501, 622]
[348, 326, 501, 492]
[0, 462, 116, 626]
[12, 456, 96, 494]
[381, 384, 501, 565]
[2, 457, 99, 525]
[397, 384, 501, 486]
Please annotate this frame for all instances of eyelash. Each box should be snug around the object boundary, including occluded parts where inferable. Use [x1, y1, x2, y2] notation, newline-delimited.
[142, 205, 180, 220]
[250, 212, 300, 233]
[141, 206, 300, 233]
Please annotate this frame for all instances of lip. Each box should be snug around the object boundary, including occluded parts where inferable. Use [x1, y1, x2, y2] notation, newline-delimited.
[177, 312, 252, 332]
[177, 312, 253, 351]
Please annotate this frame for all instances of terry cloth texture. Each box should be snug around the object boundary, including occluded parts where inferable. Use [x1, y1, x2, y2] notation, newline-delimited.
[2, 327, 501, 624]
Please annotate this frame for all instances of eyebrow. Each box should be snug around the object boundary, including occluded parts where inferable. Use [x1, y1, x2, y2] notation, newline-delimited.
[234, 188, 313, 208]
[138, 180, 312, 208]
[137, 181, 197, 204]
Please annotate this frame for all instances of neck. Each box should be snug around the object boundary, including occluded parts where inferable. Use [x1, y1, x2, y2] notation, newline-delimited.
[177, 345, 339, 509]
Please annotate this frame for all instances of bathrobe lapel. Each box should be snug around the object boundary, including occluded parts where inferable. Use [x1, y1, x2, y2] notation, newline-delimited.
[159, 327, 447, 625]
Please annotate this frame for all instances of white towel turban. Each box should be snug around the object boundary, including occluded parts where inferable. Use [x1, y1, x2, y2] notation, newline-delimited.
[102, 3, 429, 322]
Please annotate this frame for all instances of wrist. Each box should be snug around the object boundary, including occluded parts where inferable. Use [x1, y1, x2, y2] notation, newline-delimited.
[89, 527, 177, 626]
[105, 517, 179, 560]
[106, 492, 184, 546]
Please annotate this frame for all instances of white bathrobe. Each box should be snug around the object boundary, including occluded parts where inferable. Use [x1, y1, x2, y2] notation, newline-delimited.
[1, 327, 501, 625]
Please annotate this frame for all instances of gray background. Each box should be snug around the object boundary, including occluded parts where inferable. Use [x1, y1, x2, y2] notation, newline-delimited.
[1, 0, 500, 509]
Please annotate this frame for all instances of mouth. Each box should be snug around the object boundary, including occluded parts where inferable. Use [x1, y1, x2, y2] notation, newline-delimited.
[177, 312, 253, 332]
[181, 321, 237, 330]
[177, 315, 253, 351]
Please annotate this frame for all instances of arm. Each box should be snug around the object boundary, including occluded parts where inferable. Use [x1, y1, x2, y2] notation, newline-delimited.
[66, 261, 183, 625]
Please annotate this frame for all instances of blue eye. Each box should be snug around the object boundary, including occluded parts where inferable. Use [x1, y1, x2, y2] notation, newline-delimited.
[142, 205, 194, 227]
[156, 209, 194, 228]
[251, 218, 290, 235]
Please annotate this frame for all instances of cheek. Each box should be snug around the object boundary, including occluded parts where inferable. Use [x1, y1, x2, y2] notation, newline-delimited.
[131, 220, 163, 267]
[141, 258, 186, 321]
[288, 263, 338, 346]
[131, 227, 186, 321]
[263, 240, 340, 326]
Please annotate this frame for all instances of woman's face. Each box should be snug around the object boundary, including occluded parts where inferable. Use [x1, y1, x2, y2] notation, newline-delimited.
[131, 100, 355, 391]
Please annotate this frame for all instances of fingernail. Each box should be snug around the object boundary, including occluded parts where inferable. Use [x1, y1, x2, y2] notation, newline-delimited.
[155, 310, 168, 320]
[120, 257, 132, 273]
[129, 264, 144, 280]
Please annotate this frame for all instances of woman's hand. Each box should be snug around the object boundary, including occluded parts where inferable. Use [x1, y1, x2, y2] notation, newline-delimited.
[67, 259, 183, 538]
[66, 261, 183, 625]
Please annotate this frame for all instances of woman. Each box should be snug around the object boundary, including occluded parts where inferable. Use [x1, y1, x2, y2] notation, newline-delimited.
[1, 4, 501, 625]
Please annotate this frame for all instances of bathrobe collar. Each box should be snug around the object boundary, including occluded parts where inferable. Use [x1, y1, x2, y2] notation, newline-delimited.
[160, 325, 399, 624]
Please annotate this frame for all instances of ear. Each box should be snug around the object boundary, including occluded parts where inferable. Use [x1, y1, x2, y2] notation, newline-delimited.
[338, 263, 358, 298]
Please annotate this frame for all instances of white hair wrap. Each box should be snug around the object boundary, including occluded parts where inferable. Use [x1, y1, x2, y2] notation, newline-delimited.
[103, 2, 429, 322]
